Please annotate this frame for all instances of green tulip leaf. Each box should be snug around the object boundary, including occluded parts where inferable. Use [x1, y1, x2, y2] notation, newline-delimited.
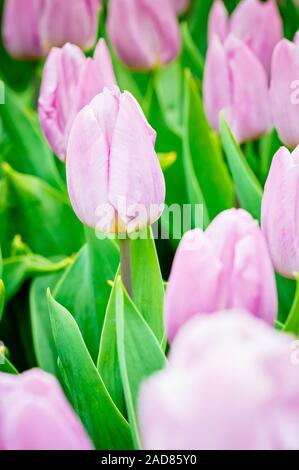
[219, 114, 263, 221]
[47, 290, 133, 450]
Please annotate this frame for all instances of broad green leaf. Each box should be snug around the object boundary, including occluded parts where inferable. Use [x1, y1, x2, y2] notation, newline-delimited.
[188, 0, 214, 55]
[259, 130, 281, 185]
[155, 61, 183, 132]
[283, 276, 299, 335]
[30, 273, 63, 376]
[97, 268, 125, 415]
[3, 253, 71, 301]
[47, 291, 133, 450]
[0, 84, 62, 189]
[219, 115, 263, 220]
[3, 163, 84, 257]
[0, 279, 4, 322]
[131, 228, 165, 344]
[115, 279, 166, 449]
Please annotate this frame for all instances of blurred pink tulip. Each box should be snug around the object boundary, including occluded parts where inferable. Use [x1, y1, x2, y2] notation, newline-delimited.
[2, 0, 101, 58]
[107, 0, 181, 70]
[209, 0, 282, 75]
[270, 38, 299, 148]
[172, 0, 190, 15]
[203, 34, 272, 143]
[66, 86, 165, 233]
[262, 146, 299, 279]
[39, 39, 116, 160]
[165, 209, 277, 341]
[0, 369, 93, 450]
[139, 311, 299, 450]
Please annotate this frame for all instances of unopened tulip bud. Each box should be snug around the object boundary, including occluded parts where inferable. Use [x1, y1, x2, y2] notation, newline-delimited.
[39, 39, 116, 160]
[107, 0, 181, 70]
[262, 146, 299, 279]
[139, 311, 299, 450]
[0, 369, 93, 450]
[208, 0, 282, 75]
[270, 38, 299, 148]
[66, 86, 165, 234]
[203, 34, 272, 143]
[2, 0, 101, 58]
[165, 209, 277, 341]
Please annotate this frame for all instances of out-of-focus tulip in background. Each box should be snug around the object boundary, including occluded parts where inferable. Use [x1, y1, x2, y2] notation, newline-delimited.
[1, 0, 299, 452]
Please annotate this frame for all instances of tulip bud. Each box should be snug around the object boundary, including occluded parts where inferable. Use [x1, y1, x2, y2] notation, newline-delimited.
[139, 311, 299, 450]
[165, 209, 277, 341]
[107, 0, 181, 70]
[39, 39, 116, 161]
[66, 86, 165, 234]
[0, 369, 93, 450]
[203, 34, 272, 143]
[2, 0, 101, 58]
[208, 0, 282, 76]
[172, 0, 190, 15]
[261, 146, 299, 279]
[270, 39, 299, 148]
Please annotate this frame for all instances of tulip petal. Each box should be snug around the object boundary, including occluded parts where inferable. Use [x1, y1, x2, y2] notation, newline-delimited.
[108, 91, 165, 231]
[262, 147, 299, 278]
[270, 39, 299, 148]
[66, 89, 119, 229]
[208, 0, 229, 43]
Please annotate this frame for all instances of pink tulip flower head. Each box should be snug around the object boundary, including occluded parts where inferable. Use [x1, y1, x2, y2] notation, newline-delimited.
[2, 0, 101, 58]
[66, 86, 166, 234]
[203, 33, 272, 143]
[262, 146, 299, 279]
[107, 0, 181, 70]
[165, 209, 277, 341]
[208, 0, 283, 76]
[39, 39, 116, 160]
[270, 37, 299, 148]
[139, 310, 299, 450]
[0, 369, 93, 450]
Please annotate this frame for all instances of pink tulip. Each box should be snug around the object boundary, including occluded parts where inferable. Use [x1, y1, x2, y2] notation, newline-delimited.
[209, 0, 282, 75]
[107, 0, 181, 70]
[2, 0, 101, 58]
[39, 39, 116, 161]
[270, 38, 299, 148]
[165, 209, 277, 341]
[0, 369, 93, 450]
[203, 34, 272, 143]
[66, 86, 165, 233]
[139, 310, 299, 450]
[262, 146, 299, 279]
[172, 0, 190, 15]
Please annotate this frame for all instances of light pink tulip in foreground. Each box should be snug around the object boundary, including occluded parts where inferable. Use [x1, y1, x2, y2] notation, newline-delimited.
[0, 369, 93, 450]
[66, 86, 165, 233]
[262, 146, 299, 279]
[270, 38, 299, 148]
[165, 209, 277, 341]
[39, 39, 116, 160]
[203, 34, 272, 143]
[107, 0, 181, 70]
[2, 0, 101, 58]
[139, 311, 299, 450]
[208, 0, 282, 75]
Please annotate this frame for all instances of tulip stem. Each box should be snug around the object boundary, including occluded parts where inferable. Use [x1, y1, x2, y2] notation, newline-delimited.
[120, 238, 133, 299]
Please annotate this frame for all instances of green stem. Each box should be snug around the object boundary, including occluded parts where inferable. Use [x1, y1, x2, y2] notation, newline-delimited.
[119, 238, 133, 299]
